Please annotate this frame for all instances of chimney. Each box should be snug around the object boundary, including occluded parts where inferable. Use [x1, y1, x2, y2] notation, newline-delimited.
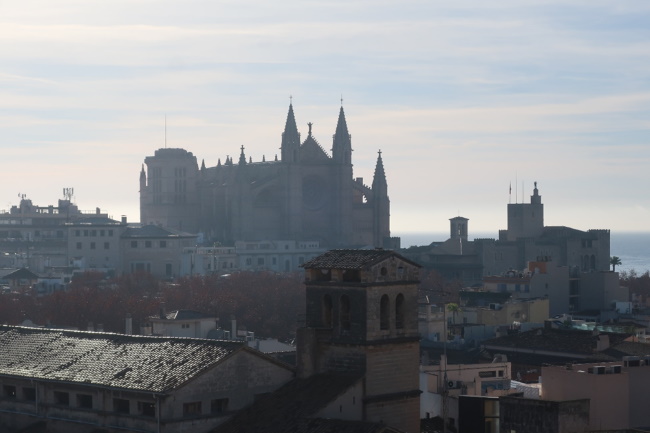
[121, 215, 127, 225]
[125, 313, 133, 335]
[231, 315, 237, 340]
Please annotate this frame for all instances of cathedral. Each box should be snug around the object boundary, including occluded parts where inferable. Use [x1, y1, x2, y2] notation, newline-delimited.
[139, 103, 396, 248]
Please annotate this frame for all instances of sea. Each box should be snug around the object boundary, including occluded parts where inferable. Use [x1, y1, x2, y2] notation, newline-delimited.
[396, 231, 650, 275]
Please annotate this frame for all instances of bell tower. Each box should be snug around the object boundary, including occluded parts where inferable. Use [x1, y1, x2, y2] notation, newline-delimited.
[298, 249, 421, 433]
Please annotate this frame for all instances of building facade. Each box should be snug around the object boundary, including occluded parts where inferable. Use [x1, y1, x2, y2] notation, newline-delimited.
[140, 104, 395, 248]
[0, 326, 294, 433]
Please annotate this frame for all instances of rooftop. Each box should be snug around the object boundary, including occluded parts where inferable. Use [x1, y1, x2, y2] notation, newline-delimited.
[302, 249, 419, 270]
[0, 326, 244, 393]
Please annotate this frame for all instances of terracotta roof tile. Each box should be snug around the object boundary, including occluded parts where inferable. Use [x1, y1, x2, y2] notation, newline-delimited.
[302, 249, 419, 270]
[0, 326, 243, 393]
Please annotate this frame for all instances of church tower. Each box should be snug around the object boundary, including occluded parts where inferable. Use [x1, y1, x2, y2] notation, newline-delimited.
[298, 249, 421, 433]
[279, 102, 303, 240]
[506, 181, 544, 241]
[371, 151, 391, 248]
[280, 103, 300, 164]
[331, 106, 354, 245]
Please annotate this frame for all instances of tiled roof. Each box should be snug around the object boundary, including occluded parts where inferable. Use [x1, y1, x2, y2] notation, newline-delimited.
[483, 328, 629, 356]
[0, 326, 243, 393]
[0, 268, 39, 280]
[212, 373, 402, 433]
[302, 249, 420, 270]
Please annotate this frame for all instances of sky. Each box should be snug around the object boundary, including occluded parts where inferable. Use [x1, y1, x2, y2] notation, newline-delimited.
[1, 0, 649, 239]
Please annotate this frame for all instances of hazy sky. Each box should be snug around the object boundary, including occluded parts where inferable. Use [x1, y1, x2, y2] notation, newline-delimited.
[1, 1, 649, 237]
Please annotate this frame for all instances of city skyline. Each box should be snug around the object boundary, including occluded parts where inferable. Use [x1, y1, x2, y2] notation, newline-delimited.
[2, 1, 649, 235]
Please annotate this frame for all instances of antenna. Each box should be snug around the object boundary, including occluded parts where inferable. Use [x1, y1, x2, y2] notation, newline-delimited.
[63, 188, 74, 201]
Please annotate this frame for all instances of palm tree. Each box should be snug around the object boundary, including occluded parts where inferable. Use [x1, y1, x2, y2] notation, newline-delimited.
[610, 256, 622, 272]
[446, 303, 461, 339]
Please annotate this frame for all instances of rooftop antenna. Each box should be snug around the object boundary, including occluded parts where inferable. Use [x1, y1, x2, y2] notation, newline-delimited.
[515, 172, 518, 204]
[62, 187, 74, 202]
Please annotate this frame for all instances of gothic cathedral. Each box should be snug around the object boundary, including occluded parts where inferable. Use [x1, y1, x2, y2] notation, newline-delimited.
[139, 103, 395, 248]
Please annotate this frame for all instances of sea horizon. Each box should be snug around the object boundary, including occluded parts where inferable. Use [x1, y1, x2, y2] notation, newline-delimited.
[395, 230, 650, 275]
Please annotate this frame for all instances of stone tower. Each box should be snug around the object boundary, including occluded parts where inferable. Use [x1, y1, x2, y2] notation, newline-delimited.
[298, 249, 421, 432]
[506, 181, 544, 241]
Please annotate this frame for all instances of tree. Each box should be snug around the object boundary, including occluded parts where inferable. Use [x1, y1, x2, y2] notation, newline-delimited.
[610, 256, 622, 272]
[446, 303, 461, 324]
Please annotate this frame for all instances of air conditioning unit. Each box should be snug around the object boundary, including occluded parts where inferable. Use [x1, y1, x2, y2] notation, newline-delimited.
[588, 366, 606, 375]
[624, 356, 641, 367]
[447, 380, 462, 389]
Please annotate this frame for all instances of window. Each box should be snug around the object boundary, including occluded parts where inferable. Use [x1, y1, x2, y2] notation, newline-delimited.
[160, 240, 166, 248]
[100, 230, 105, 237]
[83, 230, 88, 237]
[380, 295, 389, 330]
[246, 258, 252, 266]
[138, 401, 156, 417]
[54, 391, 70, 406]
[145, 240, 152, 248]
[76, 242, 82, 250]
[395, 294, 405, 329]
[272, 257, 277, 265]
[131, 241, 137, 248]
[211, 398, 229, 414]
[257, 257, 264, 265]
[77, 394, 93, 409]
[181, 323, 190, 329]
[104, 242, 110, 250]
[90, 230, 96, 236]
[114, 398, 130, 414]
[90, 242, 96, 250]
[166, 263, 173, 277]
[322, 294, 333, 327]
[183, 401, 202, 417]
[3, 385, 16, 398]
[340, 295, 351, 331]
[108, 230, 113, 236]
[23, 388, 35, 402]
[75, 230, 80, 237]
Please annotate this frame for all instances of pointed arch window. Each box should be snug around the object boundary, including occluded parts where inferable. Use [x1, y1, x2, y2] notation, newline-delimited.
[380, 295, 390, 330]
[323, 294, 333, 328]
[395, 294, 405, 329]
[340, 295, 351, 331]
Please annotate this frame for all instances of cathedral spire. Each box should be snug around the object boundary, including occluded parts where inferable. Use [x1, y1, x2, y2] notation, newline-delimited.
[372, 150, 387, 191]
[332, 106, 351, 164]
[201, 159, 206, 171]
[238, 145, 247, 165]
[281, 102, 300, 163]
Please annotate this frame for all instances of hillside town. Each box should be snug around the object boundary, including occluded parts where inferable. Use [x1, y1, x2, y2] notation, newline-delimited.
[1, 104, 649, 433]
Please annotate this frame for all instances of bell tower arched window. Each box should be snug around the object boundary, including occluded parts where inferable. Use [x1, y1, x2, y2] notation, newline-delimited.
[395, 294, 405, 329]
[323, 294, 333, 327]
[380, 295, 389, 330]
[340, 295, 351, 331]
